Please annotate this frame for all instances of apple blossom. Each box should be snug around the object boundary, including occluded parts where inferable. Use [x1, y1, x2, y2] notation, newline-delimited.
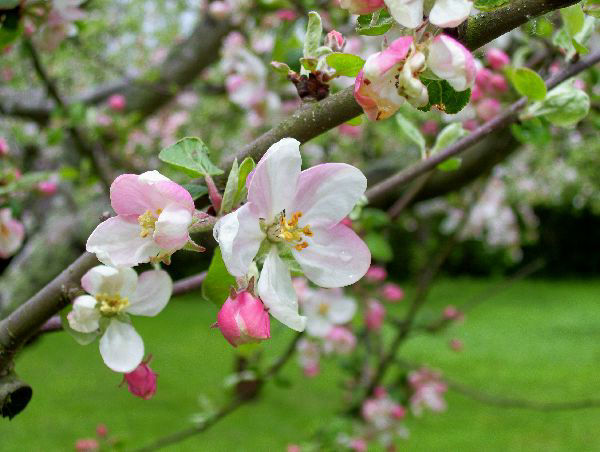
[302, 288, 357, 337]
[384, 0, 472, 29]
[67, 265, 172, 372]
[355, 36, 428, 121]
[427, 35, 476, 92]
[86, 171, 195, 267]
[0, 208, 25, 259]
[381, 283, 404, 302]
[339, 0, 385, 15]
[365, 265, 387, 282]
[350, 438, 367, 452]
[96, 424, 107, 437]
[421, 120, 439, 136]
[362, 387, 406, 430]
[123, 358, 158, 400]
[325, 30, 345, 52]
[408, 368, 448, 416]
[0, 137, 8, 156]
[366, 299, 385, 330]
[75, 438, 99, 452]
[486, 48, 510, 70]
[213, 138, 370, 332]
[108, 94, 126, 111]
[476, 98, 501, 121]
[449, 338, 464, 351]
[490, 74, 508, 93]
[475, 68, 493, 91]
[324, 326, 357, 354]
[38, 180, 58, 196]
[216, 291, 271, 347]
[297, 338, 321, 378]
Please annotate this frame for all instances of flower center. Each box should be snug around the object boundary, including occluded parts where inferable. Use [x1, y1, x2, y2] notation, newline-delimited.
[318, 302, 329, 316]
[138, 209, 162, 238]
[96, 292, 130, 316]
[278, 211, 313, 251]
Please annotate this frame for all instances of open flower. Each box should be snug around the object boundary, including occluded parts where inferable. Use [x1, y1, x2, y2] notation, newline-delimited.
[427, 35, 476, 92]
[355, 36, 428, 121]
[67, 265, 172, 372]
[214, 138, 370, 331]
[384, 0, 472, 29]
[302, 288, 357, 337]
[87, 171, 194, 267]
[0, 208, 25, 259]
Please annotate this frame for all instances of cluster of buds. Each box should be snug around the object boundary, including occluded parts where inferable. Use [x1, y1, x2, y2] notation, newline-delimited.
[359, 386, 408, 448]
[408, 368, 448, 416]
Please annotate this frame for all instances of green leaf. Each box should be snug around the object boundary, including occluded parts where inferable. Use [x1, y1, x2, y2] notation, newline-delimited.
[345, 116, 363, 126]
[325, 53, 365, 77]
[396, 114, 426, 155]
[431, 123, 468, 154]
[583, 0, 600, 17]
[60, 307, 100, 346]
[437, 157, 462, 172]
[509, 68, 547, 101]
[234, 157, 256, 205]
[220, 158, 239, 216]
[418, 79, 471, 115]
[0, 8, 22, 47]
[510, 118, 551, 146]
[535, 17, 554, 38]
[0, 172, 50, 196]
[560, 4, 585, 36]
[304, 11, 322, 59]
[182, 183, 208, 200]
[202, 248, 236, 307]
[360, 208, 391, 231]
[473, 0, 509, 11]
[158, 137, 223, 177]
[364, 232, 393, 262]
[356, 10, 394, 36]
[523, 81, 590, 127]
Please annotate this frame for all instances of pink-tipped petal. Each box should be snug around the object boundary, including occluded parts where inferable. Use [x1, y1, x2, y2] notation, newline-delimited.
[427, 35, 475, 92]
[384, 0, 425, 29]
[127, 269, 172, 317]
[429, 0, 472, 28]
[153, 205, 192, 250]
[81, 265, 137, 298]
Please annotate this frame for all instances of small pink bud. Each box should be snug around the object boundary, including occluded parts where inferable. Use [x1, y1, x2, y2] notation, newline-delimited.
[350, 438, 367, 452]
[38, 180, 58, 196]
[490, 74, 508, 93]
[420, 120, 439, 136]
[96, 113, 113, 127]
[486, 48, 510, 70]
[95, 424, 107, 437]
[303, 362, 320, 378]
[205, 175, 222, 213]
[0, 138, 8, 156]
[374, 385, 387, 398]
[208, 1, 232, 20]
[338, 123, 363, 138]
[574, 79, 586, 90]
[462, 119, 479, 131]
[476, 98, 501, 122]
[449, 338, 463, 351]
[475, 68, 493, 91]
[381, 283, 404, 302]
[123, 359, 157, 400]
[107, 94, 126, 111]
[366, 299, 385, 331]
[549, 63, 561, 74]
[13, 169, 21, 180]
[275, 9, 298, 21]
[216, 291, 270, 347]
[470, 84, 483, 102]
[75, 439, 99, 452]
[326, 326, 356, 354]
[287, 445, 301, 452]
[340, 217, 353, 228]
[365, 265, 387, 282]
[391, 403, 406, 419]
[325, 30, 345, 52]
[443, 305, 459, 319]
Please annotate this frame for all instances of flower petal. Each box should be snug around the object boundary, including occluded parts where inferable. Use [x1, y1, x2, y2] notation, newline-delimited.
[328, 296, 357, 324]
[427, 35, 475, 92]
[248, 138, 301, 221]
[86, 216, 162, 267]
[291, 163, 367, 229]
[99, 320, 144, 373]
[429, 0, 472, 28]
[68, 295, 101, 333]
[257, 247, 306, 331]
[293, 223, 371, 288]
[81, 265, 138, 298]
[384, 0, 424, 29]
[127, 269, 173, 316]
[305, 315, 332, 337]
[213, 203, 264, 277]
[153, 205, 192, 250]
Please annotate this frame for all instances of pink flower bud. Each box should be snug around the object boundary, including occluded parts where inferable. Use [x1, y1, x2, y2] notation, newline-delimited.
[449, 338, 463, 351]
[486, 48, 510, 70]
[549, 62, 561, 74]
[38, 180, 58, 196]
[350, 438, 367, 452]
[381, 283, 404, 302]
[340, 217, 353, 228]
[476, 98, 501, 121]
[208, 1, 232, 20]
[490, 74, 508, 93]
[107, 94, 126, 112]
[443, 305, 459, 319]
[75, 439, 99, 452]
[338, 123, 363, 138]
[123, 359, 157, 400]
[275, 9, 298, 21]
[303, 362, 320, 378]
[325, 30, 345, 52]
[339, 0, 385, 15]
[470, 84, 483, 102]
[0, 138, 8, 156]
[427, 35, 476, 92]
[365, 265, 387, 282]
[462, 119, 479, 131]
[366, 300, 385, 331]
[96, 424, 107, 437]
[374, 385, 387, 398]
[390, 403, 406, 419]
[574, 79, 586, 90]
[475, 68, 493, 91]
[420, 120, 439, 136]
[326, 326, 356, 354]
[216, 291, 270, 347]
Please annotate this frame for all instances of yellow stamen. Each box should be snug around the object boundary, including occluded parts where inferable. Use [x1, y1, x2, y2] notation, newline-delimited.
[96, 293, 130, 316]
[138, 209, 162, 238]
[278, 211, 313, 251]
[318, 303, 329, 316]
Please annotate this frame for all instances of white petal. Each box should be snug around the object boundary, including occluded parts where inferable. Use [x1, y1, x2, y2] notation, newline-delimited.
[213, 203, 265, 277]
[305, 315, 332, 337]
[248, 138, 301, 221]
[429, 0, 471, 28]
[68, 295, 101, 333]
[328, 296, 357, 324]
[293, 223, 371, 288]
[384, 0, 424, 29]
[86, 216, 162, 267]
[290, 163, 367, 229]
[127, 269, 172, 317]
[257, 247, 306, 331]
[81, 265, 138, 298]
[153, 205, 192, 251]
[99, 320, 144, 373]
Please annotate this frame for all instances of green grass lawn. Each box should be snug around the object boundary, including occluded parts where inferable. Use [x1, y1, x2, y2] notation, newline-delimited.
[1, 278, 600, 451]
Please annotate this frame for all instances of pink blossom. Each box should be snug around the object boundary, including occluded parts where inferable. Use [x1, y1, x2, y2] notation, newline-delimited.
[381, 283, 404, 302]
[374, 385, 387, 398]
[339, 0, 385, 15]
[324, 326, 357, 354]
[95, 424, 107, 437]
[476, 98, 501, 121]
[486, 48, 510, 70]
[0, 208, 25, 259]
[96, 113, 113, 127]
[470, 84, 483, 102]
[325, 30, 345, 52]
[449, 338, 463, 351]
[490, 74, 508, 93]
[408, 368, 447, 416]
[123, 358, 157, 400]
[420, 120, 439, 136]
[303, 288, 356, 337]
[350, 438, 367, 451]
[362, 390, 406, 431]
[38, 180, 58, 196]
[275, 9, 298, 21]
[75, 438, 99, 452]
[462, 119, 479, 131]
[287, 445, 301, 452]
[0, 138, 8, 156]
[338, 123, 363, 138]
[366, 265, 387, 282]
[304, 362, 320, 377]
[86, 171, 195, 267]
[475, 68, 493, 91]
[208, 1, 232, 19]
[427, 35, 476, 92]
[107, 94, 126, 112]
[574, 79, 586, 90]
[390, 404, 406, 419]
[297, 338, 321, 377]
[341, 217, 353, 227]
[366, 299, 385, 331]
[443, 305, 462, 320]
[216, 291, 271, 347]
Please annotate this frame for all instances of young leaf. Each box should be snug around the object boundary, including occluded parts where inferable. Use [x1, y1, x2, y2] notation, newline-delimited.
[473, 0, 509, 11]
[355, 11, 394, 36]
[304, 11, 322, 59]
[202, 248, 236, 307]
[220, 159, 239, 215]
[431, 123, 468, 154]
[509, 68, 547, 101]
[182, 184, 209, 200]
[364, 232, 393, 262]
[326, 53, 365, 77]
[560, 4, 585, 36]
[158, 137, 223, 177]
[396, 114, 426, 155]
[234, 157, 256, 206]
[437, 158, 462, 171]
[418, 79, 471, 114]
[345, 115, 363, 126]
[522, 81, 590, 127]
